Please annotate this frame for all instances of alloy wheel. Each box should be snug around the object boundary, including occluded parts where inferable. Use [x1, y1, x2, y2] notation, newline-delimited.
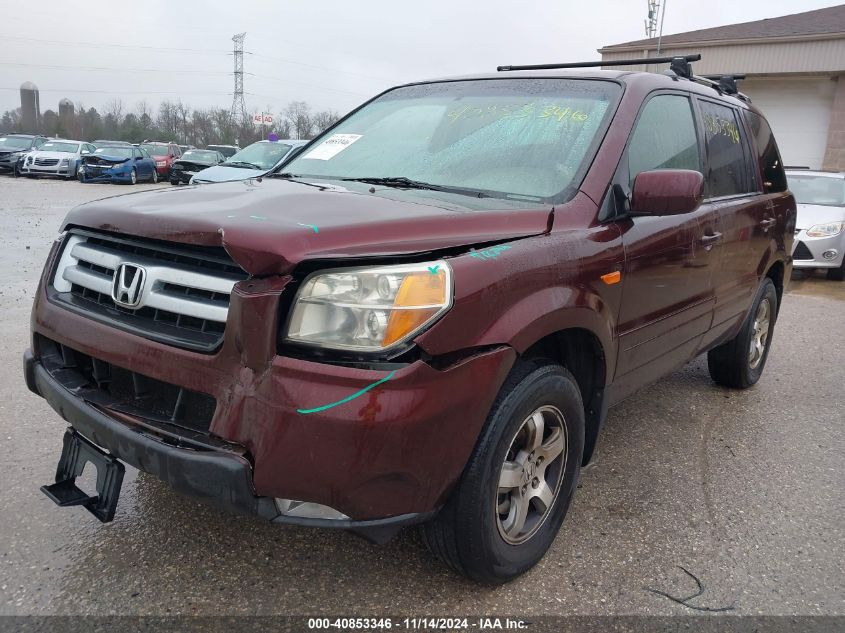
[748, 297, 771, 370]
[496, 405, 568, 545]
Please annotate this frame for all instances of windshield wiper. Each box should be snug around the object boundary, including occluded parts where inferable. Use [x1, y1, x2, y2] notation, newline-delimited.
[272, 172, 301, 179]
[224, 160, 263, 170]
[338, 176, 487, 198]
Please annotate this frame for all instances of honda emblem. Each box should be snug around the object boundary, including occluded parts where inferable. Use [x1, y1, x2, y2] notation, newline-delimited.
[111, 264, 146, 308]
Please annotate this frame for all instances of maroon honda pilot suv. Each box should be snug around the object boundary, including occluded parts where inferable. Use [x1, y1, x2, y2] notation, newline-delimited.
[25, 56, 795, 583]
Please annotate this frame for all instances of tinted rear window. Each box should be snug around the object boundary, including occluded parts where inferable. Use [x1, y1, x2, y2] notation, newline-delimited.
[744, 111, 787, 194]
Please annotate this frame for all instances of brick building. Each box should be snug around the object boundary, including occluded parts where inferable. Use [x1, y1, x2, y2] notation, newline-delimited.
[599, 4, 845, 171]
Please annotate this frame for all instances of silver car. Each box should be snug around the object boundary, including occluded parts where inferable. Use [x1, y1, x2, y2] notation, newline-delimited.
[190, 139, 308, 184]
[787, 170, 845, 281]
[20, 139, 96, 180]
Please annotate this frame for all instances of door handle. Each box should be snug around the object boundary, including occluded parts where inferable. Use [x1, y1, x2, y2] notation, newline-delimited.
[700, 232, 723, 246]
[760, 218, 776, 230]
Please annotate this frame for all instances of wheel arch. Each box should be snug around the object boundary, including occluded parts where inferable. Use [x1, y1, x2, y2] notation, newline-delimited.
[764, 258, 785, 315]
[521, 327, 608, 467]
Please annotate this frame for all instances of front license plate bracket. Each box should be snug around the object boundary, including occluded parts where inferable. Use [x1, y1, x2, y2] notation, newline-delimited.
[41, 428, 125, 523]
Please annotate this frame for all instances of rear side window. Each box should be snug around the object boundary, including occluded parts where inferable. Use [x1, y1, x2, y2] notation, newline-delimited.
[699, 100, 754, 197]
[744, 111, 787, 193]
[627, 94, 701, 186]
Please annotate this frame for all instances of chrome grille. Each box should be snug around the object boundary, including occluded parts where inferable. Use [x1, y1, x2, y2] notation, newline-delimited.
[50, 232, 248, 352]
[35, 157, 60, 166]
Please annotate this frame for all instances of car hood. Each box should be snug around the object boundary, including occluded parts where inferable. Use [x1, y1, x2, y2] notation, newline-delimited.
[62, 177, 553, 276]
[795, 203, 845, 230]
[192, 164, 267, 183]
[173, 157, 216, 168]
[31, 150, 76, 159]
[85, 154, 129, 163]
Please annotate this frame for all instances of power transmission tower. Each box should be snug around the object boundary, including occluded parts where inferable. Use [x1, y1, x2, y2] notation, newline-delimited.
[230, 32, 247, 124]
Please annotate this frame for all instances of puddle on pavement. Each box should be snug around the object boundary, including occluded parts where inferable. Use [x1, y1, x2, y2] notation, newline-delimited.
[787, 270, 845, 301]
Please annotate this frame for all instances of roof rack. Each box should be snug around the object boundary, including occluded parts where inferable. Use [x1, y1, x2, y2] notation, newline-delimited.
[497, 54, 701, 77]
[497, 54, 752, 103]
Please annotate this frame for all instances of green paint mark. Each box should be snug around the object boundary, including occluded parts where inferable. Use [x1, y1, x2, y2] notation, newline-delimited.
[297, 370, 397, 415]
[297, 222, 319, 234]
[427, 264, 440, 275]
[469, 244, 512, 260]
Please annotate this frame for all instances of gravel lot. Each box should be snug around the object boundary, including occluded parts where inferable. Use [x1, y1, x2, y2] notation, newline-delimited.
[0, 177, 842, 617]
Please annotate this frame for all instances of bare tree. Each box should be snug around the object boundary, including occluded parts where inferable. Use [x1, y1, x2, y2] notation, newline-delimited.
[285, 101, 313, 140]
[312, 110, 341, 135]
[103, 98, 124, 124]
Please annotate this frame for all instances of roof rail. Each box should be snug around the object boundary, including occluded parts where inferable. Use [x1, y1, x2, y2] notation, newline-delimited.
[691, 74, 751, 103]
[497, 54, 701, 76]
[496, 54, 755, 103]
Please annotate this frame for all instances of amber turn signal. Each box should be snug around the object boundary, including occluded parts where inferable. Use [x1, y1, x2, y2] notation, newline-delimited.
[601, 271, 622, 285]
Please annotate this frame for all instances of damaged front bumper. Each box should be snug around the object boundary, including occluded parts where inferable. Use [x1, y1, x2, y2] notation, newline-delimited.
[28, 257, 516, 538]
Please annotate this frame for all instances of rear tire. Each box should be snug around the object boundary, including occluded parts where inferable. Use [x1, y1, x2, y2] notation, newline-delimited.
[421, 360, 584, 584]
[151, 169, 158, 184]
[129, 168, 137, 185]
[708, 277, 778, 389]
[826, 260, 845, 281]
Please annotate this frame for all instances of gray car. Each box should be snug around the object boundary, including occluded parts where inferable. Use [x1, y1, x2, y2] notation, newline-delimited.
[0, 134, 48, 175]
[190, 139, 308, 184]
[20, 139, 96, 180]
[787, 169, 845, 280]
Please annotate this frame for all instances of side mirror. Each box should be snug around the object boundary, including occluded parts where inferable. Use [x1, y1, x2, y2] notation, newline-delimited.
[631, 169, 704, 216]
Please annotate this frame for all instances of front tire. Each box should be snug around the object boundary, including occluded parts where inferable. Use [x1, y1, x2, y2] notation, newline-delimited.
[826, 260, 845, 281]
[421, 361, 584, 584]
[708, 277, 778, 389]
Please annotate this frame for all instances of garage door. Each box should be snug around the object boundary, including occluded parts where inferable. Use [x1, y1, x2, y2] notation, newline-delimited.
[742, 77, 834, 170]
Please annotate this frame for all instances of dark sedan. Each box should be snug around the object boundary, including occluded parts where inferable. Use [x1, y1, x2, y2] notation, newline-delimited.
[169, 149, 225, 185]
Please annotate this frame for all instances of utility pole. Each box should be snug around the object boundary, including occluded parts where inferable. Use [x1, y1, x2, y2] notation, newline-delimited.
[230, 32, 247, 126]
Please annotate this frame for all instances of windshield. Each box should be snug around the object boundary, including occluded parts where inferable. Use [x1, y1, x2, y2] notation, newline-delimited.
[224, 142, 292, 170]
[141, 144, 169, 156]
[788, 174, 845, 207]
[182, 150, 217, 161]
[284, 78, 620, 201]
[94, 147, 133, 159]
[208, 145, 238, 157]
[0, 136, 34, 150]
[40, 141, 80, 153]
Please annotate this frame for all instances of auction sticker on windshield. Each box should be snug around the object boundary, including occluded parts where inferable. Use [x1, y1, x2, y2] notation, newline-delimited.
[303, 134, 362, 160]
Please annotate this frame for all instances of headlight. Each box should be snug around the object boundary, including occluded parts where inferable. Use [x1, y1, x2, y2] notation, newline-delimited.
[285, 261, 452, 351]
[59, 158, 69, 165]
[806, 222, 844, 237]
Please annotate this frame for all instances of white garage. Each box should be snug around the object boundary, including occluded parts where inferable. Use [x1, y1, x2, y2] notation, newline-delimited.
[599, 4, 845, 172]
[742, 77, 835, 169]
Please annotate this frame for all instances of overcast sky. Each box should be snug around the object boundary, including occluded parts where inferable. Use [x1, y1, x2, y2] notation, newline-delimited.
[2, 0, 842, 118]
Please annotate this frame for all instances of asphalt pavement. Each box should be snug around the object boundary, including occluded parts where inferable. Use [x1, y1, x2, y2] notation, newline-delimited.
[0, 177, 842, 617]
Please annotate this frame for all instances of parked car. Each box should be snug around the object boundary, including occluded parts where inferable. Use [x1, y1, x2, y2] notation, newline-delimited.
[25, 56, 795, 584]
[0, 133, 48, 175]
[79, 144, 159, 184]
[206, 144, 239, 159]
[139, 141, 181, 179]
[190, 139, 307, 184]
[20, 140, 96, 180]
[178, 144, 195, 154]
[169, 149, 225, 185]
[786, 169, 845, 280]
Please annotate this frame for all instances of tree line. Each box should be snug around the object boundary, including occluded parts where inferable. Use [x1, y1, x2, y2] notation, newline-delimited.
[0, 98, 342, 147]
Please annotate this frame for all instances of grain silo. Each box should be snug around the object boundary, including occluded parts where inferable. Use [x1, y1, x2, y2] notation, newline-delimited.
[20, 82, 40, 132]
[58, 98, 74, 135]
